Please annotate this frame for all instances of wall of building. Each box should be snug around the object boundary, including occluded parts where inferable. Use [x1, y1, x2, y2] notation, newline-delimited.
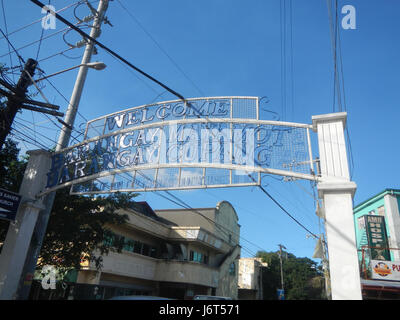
[354, 191, 400, 263]
[155, 208, 216, 233]
[238, 258, 257, 290]
[215, 201, 240, 245]
[63, 201, 241, 300]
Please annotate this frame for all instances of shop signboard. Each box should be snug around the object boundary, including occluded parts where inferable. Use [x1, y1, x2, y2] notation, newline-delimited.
[0, 188, 22, 221]
[370, 260, 400, 281]
[364, 215, 390, 261]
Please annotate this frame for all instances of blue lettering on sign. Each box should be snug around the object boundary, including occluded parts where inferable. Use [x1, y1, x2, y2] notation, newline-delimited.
[45, 98, 312, 193]
[103, 100, 231, 133]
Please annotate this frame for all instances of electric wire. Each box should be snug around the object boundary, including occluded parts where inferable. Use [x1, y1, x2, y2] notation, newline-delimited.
[11, 127, 51, 151]
[30, 0, 319, 245]
[0, 27, 71, 60]
[91, 170, 263, 257]
[289, 0, 295, 122]
[30, 0, 185, 101]
[14, 120, 58, 149]
[0, 0, 19, 80]
[326, 0, 355, 179]
[116, 0, 205, 97]
[35, 0, 52, 62]
[0, 1, 85, 41]
[37, 47, 78, 63]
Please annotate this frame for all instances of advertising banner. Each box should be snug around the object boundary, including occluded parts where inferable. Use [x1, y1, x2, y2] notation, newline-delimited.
[364, 215, 390, 261]
[370, 260, 400, 281]
[0, 188, 22, 221]
[40, 97, 315, 195]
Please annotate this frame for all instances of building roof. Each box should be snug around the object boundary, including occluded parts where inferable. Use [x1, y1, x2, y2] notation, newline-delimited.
[361, 279, 400, 290]
[130, 201, 178, 226]
[354, 189, 400, 213]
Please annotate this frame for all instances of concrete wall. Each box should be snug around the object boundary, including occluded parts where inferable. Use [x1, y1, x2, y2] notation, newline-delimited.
[215, 201, 240, 245]
[354, 190, 400, 262]
[156, 208, 216, 234]
[238, 258, 258, 290]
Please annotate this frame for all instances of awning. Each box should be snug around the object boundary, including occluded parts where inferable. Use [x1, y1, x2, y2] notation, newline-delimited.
[361, 279, 400, 292]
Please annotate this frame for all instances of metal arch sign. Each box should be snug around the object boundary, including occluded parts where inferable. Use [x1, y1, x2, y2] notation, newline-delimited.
[41, 97, 316, 196]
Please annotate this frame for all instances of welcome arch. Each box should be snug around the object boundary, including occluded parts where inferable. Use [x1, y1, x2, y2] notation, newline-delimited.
[6, 97, 362, 300]
[40, 97, 318, 197]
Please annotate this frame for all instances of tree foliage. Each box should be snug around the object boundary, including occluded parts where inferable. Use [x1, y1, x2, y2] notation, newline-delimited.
[39, 188, 134, 271]
[0, 139, 27, 193]
[0, 139, 135, 273]
[257, 250, 326, 300]
[0, 139, 27, 242]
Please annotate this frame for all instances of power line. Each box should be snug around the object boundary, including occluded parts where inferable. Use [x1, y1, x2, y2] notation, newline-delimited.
[326, 0, 355, 179]
[29, 0, 318, 247]
[30, 0, 186, 101]
[91, 167, 268, 256]
[1, 0, 19, 79]
[37, 47, 78, 63]
[0, 27, 25, 67]
[0, 1, 85, 41]
[249, 174, 318, 239]
[0, 27, 71, 60]
[116, 0, 205, 97]
[14, 120, 58, 149]
[11, 127, 50, 151]
[35, 0, 52, 61]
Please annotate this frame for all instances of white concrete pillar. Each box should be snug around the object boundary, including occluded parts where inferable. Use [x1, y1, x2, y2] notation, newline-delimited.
[312, 112, 362, 300]
[384, 193, 400, 261]
[0, 149, 52, 300]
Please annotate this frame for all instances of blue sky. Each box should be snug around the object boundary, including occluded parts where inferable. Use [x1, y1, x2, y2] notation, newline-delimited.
[1, 0, 400, 260]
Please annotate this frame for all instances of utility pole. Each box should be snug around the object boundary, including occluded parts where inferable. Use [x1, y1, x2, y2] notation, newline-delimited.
[0, 0, 110, 300]
[278, 244, 286, 299]
[321, 234, 332, 300]
[0, 59, 37, 149]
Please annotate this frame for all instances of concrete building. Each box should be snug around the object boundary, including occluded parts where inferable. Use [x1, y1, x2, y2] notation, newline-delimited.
[353, 189, 400, 299]
[32, 200, 241, 300]
[237, 257, 267, 300]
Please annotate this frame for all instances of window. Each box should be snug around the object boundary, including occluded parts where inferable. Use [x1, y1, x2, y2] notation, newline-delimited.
[133, 240, 143, 254]
[189, 250, 208, 264]
[103, 234, 114, 247]
[357, 217, 365, 230]
[142, 243, 150, 256]
[107, 233, 158, 258]
[150, 247, 158, 258]
[123, 239, 134, 252]
[229, 262, 235, 275]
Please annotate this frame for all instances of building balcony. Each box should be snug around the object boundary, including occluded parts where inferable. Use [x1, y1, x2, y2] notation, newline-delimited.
[87, 249, 219, 288]
[169, 227, 232, 252]
[155, 259, 219, 288]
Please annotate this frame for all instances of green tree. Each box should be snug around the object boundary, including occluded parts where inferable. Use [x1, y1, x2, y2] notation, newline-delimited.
[31, 189, 135, 297]
[38, 188, 135, 271]
[0, 139, 27, 192]
[0, 139, 27, 243]
[257, 250, 326, 300]
[0, 139, 136, 273]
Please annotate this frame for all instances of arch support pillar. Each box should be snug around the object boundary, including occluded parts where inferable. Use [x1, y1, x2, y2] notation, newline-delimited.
[312, 112, 362, 300]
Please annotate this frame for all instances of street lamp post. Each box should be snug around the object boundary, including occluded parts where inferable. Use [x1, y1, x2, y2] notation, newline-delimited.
[16, 0, 110, 300]
[34, 62, 107, 83]
[278, 244, 286, 300]
[0, 0, 110, 300]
